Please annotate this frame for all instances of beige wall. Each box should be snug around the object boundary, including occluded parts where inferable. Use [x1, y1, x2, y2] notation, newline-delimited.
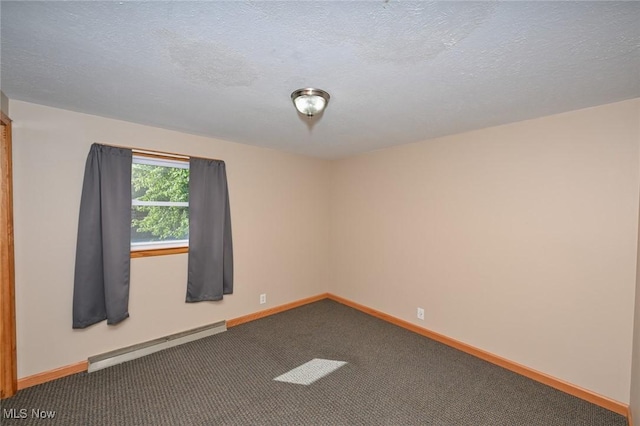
[1, 91, 8, 116]
[10, 100, 331, 378]
[631, 104, 640, 423]
[329, 99, 640, 403]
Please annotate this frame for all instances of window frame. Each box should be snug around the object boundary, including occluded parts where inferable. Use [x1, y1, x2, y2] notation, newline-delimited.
[130, 151, 190, 258]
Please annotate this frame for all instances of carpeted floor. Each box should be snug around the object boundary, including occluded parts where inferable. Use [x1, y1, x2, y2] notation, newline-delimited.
[1, 300, 628, 425]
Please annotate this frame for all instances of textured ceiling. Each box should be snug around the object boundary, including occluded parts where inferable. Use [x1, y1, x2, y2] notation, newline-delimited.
[1, 1, 639, 159]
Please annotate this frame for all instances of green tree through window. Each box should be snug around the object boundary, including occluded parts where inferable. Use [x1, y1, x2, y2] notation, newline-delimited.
[131, 156, 189, 248]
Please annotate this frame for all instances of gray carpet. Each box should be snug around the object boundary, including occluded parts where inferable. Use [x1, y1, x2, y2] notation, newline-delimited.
[1, 300, 628, 425]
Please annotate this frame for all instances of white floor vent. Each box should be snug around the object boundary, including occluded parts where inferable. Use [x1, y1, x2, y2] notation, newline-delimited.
[88, 320, 226, 373]
[274, 358, 347, 385]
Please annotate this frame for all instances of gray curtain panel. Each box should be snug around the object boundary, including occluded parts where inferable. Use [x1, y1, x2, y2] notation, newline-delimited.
[73, 144, 132, 329]
[187, 158, 233, 302]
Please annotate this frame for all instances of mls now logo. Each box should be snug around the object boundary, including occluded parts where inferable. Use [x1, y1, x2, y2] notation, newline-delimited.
[3, 409, 27, 419]
[3, 408, 56, 419]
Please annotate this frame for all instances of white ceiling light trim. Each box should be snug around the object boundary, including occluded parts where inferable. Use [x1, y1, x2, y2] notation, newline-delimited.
[291, 88, 330, 117]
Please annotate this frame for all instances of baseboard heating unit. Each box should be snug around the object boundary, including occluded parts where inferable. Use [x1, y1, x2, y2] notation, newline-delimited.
[88, 320, 227, 373]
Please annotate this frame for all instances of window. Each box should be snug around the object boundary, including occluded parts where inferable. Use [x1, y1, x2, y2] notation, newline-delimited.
[131, 155, 189, 256]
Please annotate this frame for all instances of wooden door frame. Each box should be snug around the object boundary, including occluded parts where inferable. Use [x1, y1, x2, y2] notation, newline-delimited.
[0, 111, 17, 399]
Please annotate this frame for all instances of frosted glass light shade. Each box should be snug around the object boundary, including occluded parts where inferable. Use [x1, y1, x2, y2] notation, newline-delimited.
[291, 88, 330, 117]
[293, 95, 326, 116]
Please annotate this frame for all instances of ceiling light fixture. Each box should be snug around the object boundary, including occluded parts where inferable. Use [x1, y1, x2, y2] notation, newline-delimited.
[291, 88, 330, 117]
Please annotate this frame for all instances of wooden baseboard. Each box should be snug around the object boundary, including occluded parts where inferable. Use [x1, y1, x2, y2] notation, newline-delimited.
[227, 293, 329, 328]
[326, 293, 630, 418]
[17, 361, 88, 390]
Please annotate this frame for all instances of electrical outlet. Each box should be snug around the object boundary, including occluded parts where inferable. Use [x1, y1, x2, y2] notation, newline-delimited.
[260, 294, 267, 304]
[417, 307, 425, 320]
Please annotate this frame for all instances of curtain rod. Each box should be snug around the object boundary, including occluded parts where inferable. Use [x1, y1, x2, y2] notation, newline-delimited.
[133, 148, 189, 160]
[101, 143, 221, 162]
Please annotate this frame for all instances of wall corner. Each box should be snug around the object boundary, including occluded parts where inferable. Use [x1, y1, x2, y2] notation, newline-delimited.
[1, 91, 9, 117]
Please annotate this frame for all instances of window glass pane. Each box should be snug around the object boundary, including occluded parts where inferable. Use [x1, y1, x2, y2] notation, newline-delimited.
[132, 163, 189, 202]
[131, 206, 189, 243]
[131, 156, 189, 248]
